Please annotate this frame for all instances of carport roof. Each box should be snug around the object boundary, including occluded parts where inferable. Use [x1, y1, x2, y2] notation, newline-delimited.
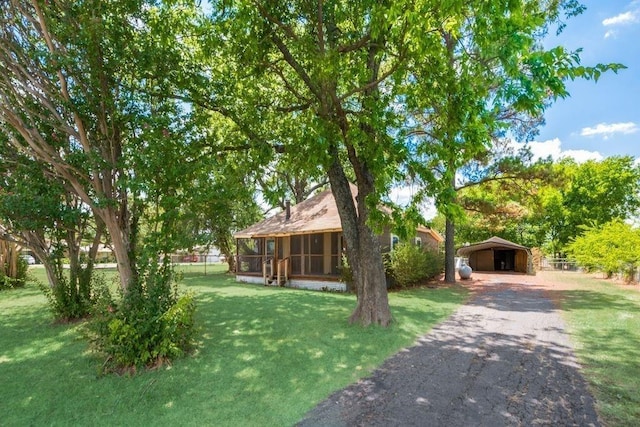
[456, 236, 530, 256]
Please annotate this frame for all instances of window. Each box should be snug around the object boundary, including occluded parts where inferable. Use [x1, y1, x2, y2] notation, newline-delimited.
[237, 238, 263, 256]
[415, 237, 422, 248]
[290, 235, 302, 254]
[237, 238, 264, 273]
[266, 238, 275, 257]
[308, 233, 323, 255]
[306, 233, 324, 275]
[290, 235, 302, 274]
[391, 234, 400, 250]
[330, 232, 342, 275]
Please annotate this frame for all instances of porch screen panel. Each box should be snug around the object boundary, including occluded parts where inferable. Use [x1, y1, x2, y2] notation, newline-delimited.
[306, 233, 324, 275]
[290, 235, 302, 275]
[277, 237, 284, 259]
[237, 238, 264, 273]
[330, 232, 342, 275]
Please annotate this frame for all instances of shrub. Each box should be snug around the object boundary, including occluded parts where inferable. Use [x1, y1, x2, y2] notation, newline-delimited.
[40, 271, 104, 321]
[386, 243, 444, 289]
[0, 256, 28, 290]
[338, 254, 354, 293]
[85, 262, 197, 374]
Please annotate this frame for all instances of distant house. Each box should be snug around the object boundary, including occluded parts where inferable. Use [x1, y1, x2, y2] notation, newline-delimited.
[234, 185, 443, 291]
[456, 236, 534, 275]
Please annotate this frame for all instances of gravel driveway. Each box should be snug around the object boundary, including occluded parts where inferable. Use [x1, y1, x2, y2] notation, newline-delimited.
[298, 274, 600, 426]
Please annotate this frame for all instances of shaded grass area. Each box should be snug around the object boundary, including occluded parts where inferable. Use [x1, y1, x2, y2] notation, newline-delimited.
[545, 272, 640, 426]
[0, 265, 466, 426]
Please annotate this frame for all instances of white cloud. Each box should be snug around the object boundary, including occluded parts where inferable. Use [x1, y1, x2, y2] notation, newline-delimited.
[602, 10, 639, 26]
[604, 29, 617, 39]
[389, 185, 437, 220]
[389, 185, 416, 206]
[512, 138, 603, 163]
[527, 138, 562, 160]
[580, 122, 639, 139]
[560, 149, 604, 163]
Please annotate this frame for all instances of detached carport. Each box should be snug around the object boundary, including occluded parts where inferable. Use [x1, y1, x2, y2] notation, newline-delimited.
[457, 236, 534, 274]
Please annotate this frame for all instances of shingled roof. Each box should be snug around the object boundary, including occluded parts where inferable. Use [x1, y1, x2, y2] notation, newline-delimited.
[234, 184, 442, 242]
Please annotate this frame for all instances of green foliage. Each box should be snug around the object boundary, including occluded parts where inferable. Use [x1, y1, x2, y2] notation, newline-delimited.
[85, 262, 197, 374]
[338, 254, 354, 293]
[387, 243, 444, 288]
[455, 156, 640, 256]
[566, 220, 640, 282]
[0, 256, 27, 290]
[38, 271, 103, 321]
[563, 157, 640, 241]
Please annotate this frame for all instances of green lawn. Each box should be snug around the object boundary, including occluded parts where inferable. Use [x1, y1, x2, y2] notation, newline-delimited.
[546, 271, 640, 426]
[0, 265, 466, 426]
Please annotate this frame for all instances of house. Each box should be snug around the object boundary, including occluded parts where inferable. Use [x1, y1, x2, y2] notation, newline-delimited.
[234, 185, 443, 290]
[456, 236, 534, 275]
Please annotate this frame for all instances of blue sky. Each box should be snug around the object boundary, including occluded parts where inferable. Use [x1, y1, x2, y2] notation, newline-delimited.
[533, 0, 640, 162]
[393, 1, 640, 214]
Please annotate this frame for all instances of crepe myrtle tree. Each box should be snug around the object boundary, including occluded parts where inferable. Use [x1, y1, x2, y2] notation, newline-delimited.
[0, 129, 106, 318]
[0, 0, 206, 291]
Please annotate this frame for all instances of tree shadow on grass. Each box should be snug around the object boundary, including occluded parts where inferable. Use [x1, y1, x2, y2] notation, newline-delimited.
[164, 278, 467, 424]
[0, 272, 466, 426]
[549, 288, 640, 425]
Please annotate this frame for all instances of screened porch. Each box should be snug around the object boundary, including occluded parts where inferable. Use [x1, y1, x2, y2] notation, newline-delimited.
[236, 231, 343, 279]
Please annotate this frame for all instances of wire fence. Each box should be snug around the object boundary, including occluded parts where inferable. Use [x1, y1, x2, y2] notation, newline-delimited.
[538, 258, 579, 272]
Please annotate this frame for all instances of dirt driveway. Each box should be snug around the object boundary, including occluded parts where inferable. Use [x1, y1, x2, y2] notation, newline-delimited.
[298, 272, 600, 426]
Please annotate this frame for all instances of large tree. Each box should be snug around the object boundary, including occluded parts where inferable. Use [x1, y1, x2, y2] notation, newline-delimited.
[531, 156, 640, 254]
[452, 156, 640, 257]
[0, 0, 142, 289]
[200, 0, 443, 326]
[193, 0, 623, 322]
[403, 1, 622, 282]
[0, 0, 204, 290]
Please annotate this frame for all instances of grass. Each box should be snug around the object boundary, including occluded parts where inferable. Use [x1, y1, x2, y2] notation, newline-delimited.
[0, 265, 466, 426]
[545, 271, 640, 426]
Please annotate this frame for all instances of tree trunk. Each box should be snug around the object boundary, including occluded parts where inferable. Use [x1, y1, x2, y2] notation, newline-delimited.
[0, 241, 19, 278]
[327, 155, 391, 327]
[346, 224, 391, 326]
[444, 216, 456, 283]
[216, 234, 235, 273]
[100, 207, 134, 291]
[42, 259, 60, 289]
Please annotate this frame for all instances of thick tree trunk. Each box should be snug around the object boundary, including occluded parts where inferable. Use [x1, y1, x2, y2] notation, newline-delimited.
[0, 240, 18, 277]
[346, 224, 391, 326]
[444, 216, 456, 283]
[42, 260, 60, 289]
[100, 208, 134, 291]
[216, 235, 235, 273]
[327, 155, 391, 327]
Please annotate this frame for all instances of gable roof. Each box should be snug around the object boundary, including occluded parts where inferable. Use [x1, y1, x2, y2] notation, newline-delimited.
[456, 236, 530, 256]
[234, 186, 344, 238]
[234, 184, 442, 242]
